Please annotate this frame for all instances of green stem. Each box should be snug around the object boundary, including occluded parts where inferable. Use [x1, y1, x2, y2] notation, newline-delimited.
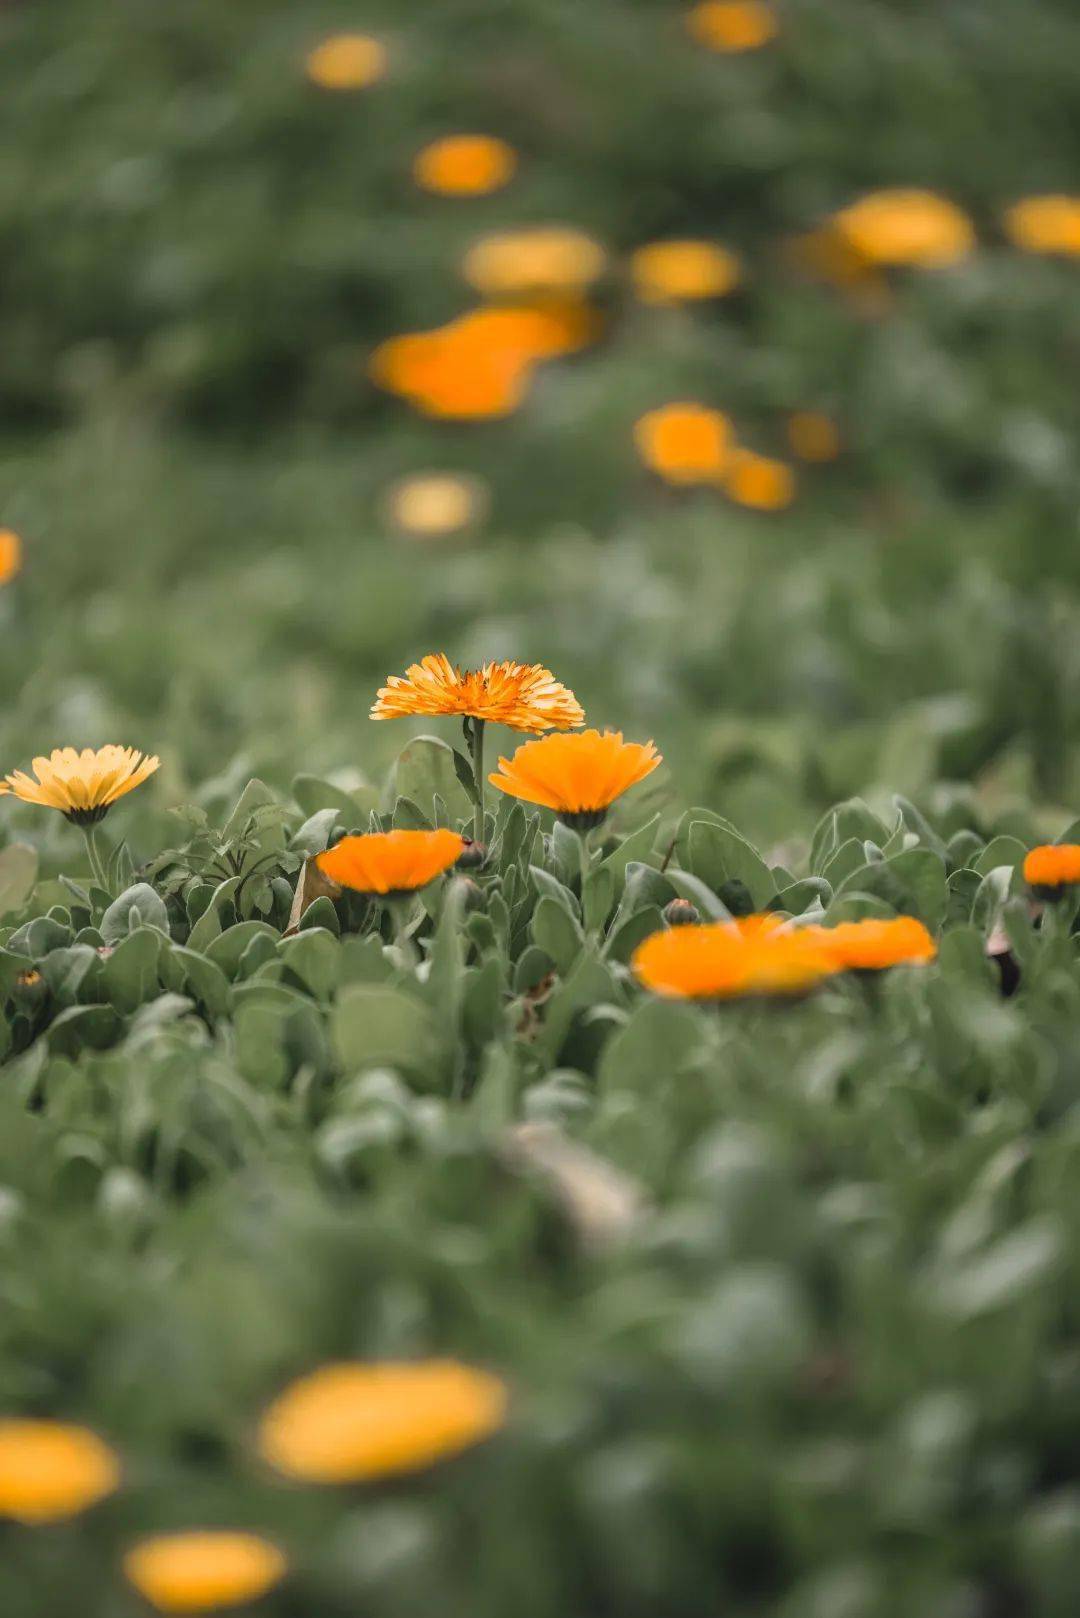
[469, 718, 486, 845]
[81, 824, 109, 896]
[578, 828, 592, 897]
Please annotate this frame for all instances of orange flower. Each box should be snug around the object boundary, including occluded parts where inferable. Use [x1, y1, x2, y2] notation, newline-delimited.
[372, 654, 584, 733]
[724, 448, 795, 509]
[831, 189, 975, 268]
[810, 916, 937, 971]
[786, 411, 841, 462]
[369, 323, 529, 420]
[630, 239, 741, 303]
[383, 472, 488, 539]
[123, 1532, 286, 1613]
[0, 528, 21, 586]
[0, 1419, 120, 1523]
[489, 729, 661, 828]
[632, 916, 839, 1000]
[1004, 195, 1080, 257]
[686, 0, 779, 53]
[1024, 844, 1080, 893]
[1, 746, 160, 824]
[413, 135, 517, 196]
[634, 403, 732, 484]
[461, 226, 607, 296]
[316, 829, 464, 896]
[305, 34, 386, 91]
[257, 1360, 507, 1483]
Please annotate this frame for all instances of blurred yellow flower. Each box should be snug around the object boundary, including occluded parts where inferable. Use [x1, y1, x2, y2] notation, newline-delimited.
[384, 472, 488, 539]
[832, 189, 975, 267]
[630, 239, 741, 303]
[724, 448, 795, 509]
[786, 411, 841, 462]
[0, 528, 22, 586]
[413, 135, 517, 196]
[123, 1532, 287, 1613]
[258, 1360, 508, 1483]
[634, 403, 732, 484]
[462, 226, 607, 296]
[0, 1419, 120, 1523]
[686, 0, 779, 53]
[305, 34, 386, 91]
[1004, 195, 1080, 256]
[1, 746, 160, 824]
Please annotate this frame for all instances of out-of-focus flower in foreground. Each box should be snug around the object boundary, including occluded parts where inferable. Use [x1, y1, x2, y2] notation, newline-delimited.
[305, 34, 386, 90]
[831, 189, 975, 268]
[1004, 195, 1080, 256]
[1, 746, 160, 825]
[0, 1419, 120, 1523]
[686, 0, 779, 53]
[258, 1360, 507, 1483]
[632, 916, 839, 1000]
[413, 134, 517, 196]
[630, 239, 741, 303]
[0, 528, 22, 586]
[489, 729, 661, 829]
[372, 654, 584, 732]
[383, 472, 489, 539]
[315, 829, 464, 896]
[809, 916, 937, 971]
[723, 448, 795, 509]
[461, 226, 607, 296]
[786, 411, 841, 463]
[634, 403, 732, 484]
[123, 1531, 287, 1613]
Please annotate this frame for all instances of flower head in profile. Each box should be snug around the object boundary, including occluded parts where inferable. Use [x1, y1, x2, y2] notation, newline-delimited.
[123, 1531, 287, 1613]
[413, 134, 517, 196]
[632, 915, 839, 1000]
[630, 240, 741, 303]
[0, 529, 22, 586]
[831, 189, 975, 268]
[1004, 196, 1080, 257]
[316, 829, 464, 897]
[489, 729, 661, 829]
[1, 747, 160, 825]
[305, 33, 386, 90]
[724, 449, 795, 509]
[1024, 844, 1080, 898]
[0, 1419, 120, 1524]
[686, 0, 779, 52]
[810, 916, 937, 971]
[634, 403, 732, 485]
[372, 654, 584, 733]
[257, 1359, 507, 1483]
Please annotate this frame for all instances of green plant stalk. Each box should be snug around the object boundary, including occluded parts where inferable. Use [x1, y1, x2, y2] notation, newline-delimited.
[578, 828, 592, 899]
[81, 823, 110, 897]
[470, 718, 486, 845]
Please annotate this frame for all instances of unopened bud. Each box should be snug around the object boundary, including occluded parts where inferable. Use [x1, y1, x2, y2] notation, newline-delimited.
[663, 898, 700, 928]
[456, 839, 487, 870]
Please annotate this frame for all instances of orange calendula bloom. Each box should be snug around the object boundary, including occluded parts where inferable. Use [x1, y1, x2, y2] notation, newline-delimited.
[630, 239, 741, 303]
[413, 135, 517, 196]
[1023, 844, 1080, 893]
[632, 916, 839, 1000]
[1004, 195, 1080, 257]
[316, 829, 464, 896]
[123, 1532, 287, 1613]
[372, 654, 584, 733]
[305, 34, 386, 90]
[786, 411, 841, 463]
[686, 0, 779, 53]
[634, 403, 732, 484]
[810, 916, 937, 971]
[0, 528, 22, 586]
[1, 746, 160, 825]
[461, 227, 607, 296]
[489, 729, 661, 829]
[0, 1419, 120, 1523]
[832, 189, 975, 268]
[258, 1360, 508, 1483]
[724, 449, 795, 509]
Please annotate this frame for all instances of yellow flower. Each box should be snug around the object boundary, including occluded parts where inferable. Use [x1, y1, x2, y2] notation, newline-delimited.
[0, 1419, 120, 1523]
[461, 226, 607, 296]
[632, 916, 839, 999]
[383, 472, 489, 539]
[305, 34, 386, 91]
[412, 135, 517, 196]
[1004, 195, 1080, 257]
[1, 746, 160, 825]
[257, 1360, 508, 1483]
[123, 1532, 287, 1613]
[0, 528, 22, 586]
[831, 189, 975, 268]
[723, 448, 795, 509]
[489, 729, 661, 829]
[786, 411, 841, 463]
[372, 654, 584, 733]
[634, 403, 732, 484]
[315, 829, 464, 896]
[686, 0, 779, 53]
[630, 239, 741, 303]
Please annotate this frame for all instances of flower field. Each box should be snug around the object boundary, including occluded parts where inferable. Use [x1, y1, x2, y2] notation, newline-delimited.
[5, 1, 1080, 1613]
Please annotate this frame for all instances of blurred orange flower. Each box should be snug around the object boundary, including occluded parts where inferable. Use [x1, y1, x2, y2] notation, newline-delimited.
[1024, 844, 1080, 892]
[383, 473, 489, 539]
[413, 135, 517, 196]
[632, 916, 838, 1000]
[0, 529, 22, 586]
[634, 403, 732, 484]
[786, 411, 841, 462]
[724, 448, 795, 509]
[0, 1419, 120, 1523]
[810, 916, 937, 971]
[258, 1360, 507, 1483]
[686, 0, 779, 53]
[1004, 195, 1080, 256]
[462, 226, 607, 296]
[305, 34, 386, 91]
[123, 1531, 287, 1613]
[372, 654, 584, 732]
[489, 729, 661, 827]
[630, 239, 742, 303]
[832, 189, 975, 267]
[316, 830, 464, 896]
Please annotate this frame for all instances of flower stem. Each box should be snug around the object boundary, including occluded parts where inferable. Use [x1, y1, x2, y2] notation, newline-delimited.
[81, 824, 109, 896]
[469, 718, 486, 845]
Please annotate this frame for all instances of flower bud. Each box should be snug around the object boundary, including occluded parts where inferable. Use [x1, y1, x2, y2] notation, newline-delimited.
[663, 898, 700, 927]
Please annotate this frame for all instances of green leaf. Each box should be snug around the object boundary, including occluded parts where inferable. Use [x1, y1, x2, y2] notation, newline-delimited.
[685, 818, 775, 909]
[598, 815, 660, 885]
[278, 929, 341, 1001]
[185, 876, 241, 952]
[332, 983, 441, 1085]
[973, 836, 1027, 878]
[170, 945, 232, 1019]
[532, 895, 585, 973]
[530, 865, 579, 918]
[0, 843, 38, 917]
[391, 736, 472, 824]
[101, 883, 170, 944]
[46, 1004, 122, 1056]
[102, 928, 163, 1013]
[598, 996, 705, 1093]
[206, 921, 279, 979]
[293, 774, 378, 822]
